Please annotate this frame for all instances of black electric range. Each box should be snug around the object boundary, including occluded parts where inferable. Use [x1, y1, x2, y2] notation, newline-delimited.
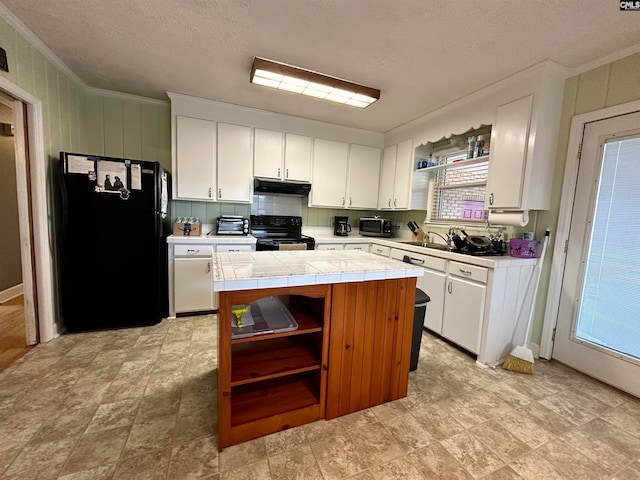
[250, 215, 316, 251]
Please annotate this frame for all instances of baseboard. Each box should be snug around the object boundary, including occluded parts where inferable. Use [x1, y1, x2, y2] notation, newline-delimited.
[0, 284, 23, 303]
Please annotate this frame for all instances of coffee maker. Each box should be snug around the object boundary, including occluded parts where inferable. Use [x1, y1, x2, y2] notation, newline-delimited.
[334, 216, 352, 236]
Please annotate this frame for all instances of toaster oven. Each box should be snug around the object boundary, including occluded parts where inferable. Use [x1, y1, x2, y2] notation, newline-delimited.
[216, 216, 249, 235]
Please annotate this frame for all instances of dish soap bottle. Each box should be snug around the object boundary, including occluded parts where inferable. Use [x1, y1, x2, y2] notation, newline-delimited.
[466, 136, 476, 159]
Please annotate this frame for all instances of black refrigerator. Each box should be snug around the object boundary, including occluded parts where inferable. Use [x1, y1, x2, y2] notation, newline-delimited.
[58, 152, 171, 332]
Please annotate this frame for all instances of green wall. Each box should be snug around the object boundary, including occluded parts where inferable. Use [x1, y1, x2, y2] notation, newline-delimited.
[531, 52, 640, 346]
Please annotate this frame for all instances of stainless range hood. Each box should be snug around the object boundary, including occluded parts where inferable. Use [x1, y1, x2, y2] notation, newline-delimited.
[254, 178, 312, 196]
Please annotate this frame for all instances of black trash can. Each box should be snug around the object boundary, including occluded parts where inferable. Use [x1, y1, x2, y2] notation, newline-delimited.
[410, 288, 431, 372]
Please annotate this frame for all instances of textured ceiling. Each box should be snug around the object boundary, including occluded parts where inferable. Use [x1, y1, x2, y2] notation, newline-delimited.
[3, 0, 639, 132]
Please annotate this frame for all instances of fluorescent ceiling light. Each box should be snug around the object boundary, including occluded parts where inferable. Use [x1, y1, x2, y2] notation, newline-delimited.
[250, 57, 380, 108]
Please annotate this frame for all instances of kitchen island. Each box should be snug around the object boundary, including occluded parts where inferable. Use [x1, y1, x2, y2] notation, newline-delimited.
[214, 250, 423, 450]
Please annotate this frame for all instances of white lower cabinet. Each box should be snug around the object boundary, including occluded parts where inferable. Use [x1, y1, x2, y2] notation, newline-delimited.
[370, 245, 390, 257]
[317, 244, 344, 251]
[174, 256, 214, 313]
[442, 274, 486, 354]
[216, 244, 254, 253]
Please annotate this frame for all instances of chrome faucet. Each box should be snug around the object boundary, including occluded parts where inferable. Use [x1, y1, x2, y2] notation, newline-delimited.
[427, 231, 453, 249]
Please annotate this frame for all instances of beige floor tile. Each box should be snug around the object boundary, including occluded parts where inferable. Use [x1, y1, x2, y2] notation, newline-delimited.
[482, 466, 525, 480]
[302, 418, 346, 443]
[115, 359, 157, 379]
[509, 451, 566, 480]
[268, 445, 322, 480]
[63, 381, 111, 410]
[122, 413, 177, 459]
[85, 398, 140, 433]
[0, 414, 45, 453]
[574, 379, 631, 407]
[497, 403, 574, 448]
[535, 439, 610, 479]
[484, 381, 536, 407]
[74, 363, 121, 386]
[410, 403, 465, 441]
[370, 400, 407, 422]
[0, 448, 21, 476]
[145, 370, 185, 397]
[309, 431, 368, 480]
[338, 408, 378, 431]
[137, 389, 182, 422]
[263, 425, 308, 456]
[220, 459, 270, 480]
[3, 437, 76, 479]
[174, 406, 217, 446]
[61, 426, 131, 475]
[125, 346, 161, 362]
[601, 402, 640, 438]
[612, 460, 640, 480]
[406, 442, 473, 480]
[441, 431, 505, 478]
[29, 405, 97, 445]
[381, 412, 435, 452]
[538, 394, 599, 426]
[470, 420, 531, 462]
[168, 435, 220, 479]
[348, 422, 404, 468]
[439, 389, 514, 428]
[561, 418, 640, 474]
[219, 436, 265, 473]
[113, 448, 171, 480]
[345, 471, 376, 480]
[57, 463, 117, 480]
[102, 376, 151, 403]
[369, 456, 424, 480]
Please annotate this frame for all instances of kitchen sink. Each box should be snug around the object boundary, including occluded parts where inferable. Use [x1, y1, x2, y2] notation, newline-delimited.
[398, 241, 452, 251]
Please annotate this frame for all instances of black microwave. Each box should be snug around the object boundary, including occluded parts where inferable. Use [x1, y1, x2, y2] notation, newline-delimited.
[359, 217, 393, 237]
[216, 216, 249, 235]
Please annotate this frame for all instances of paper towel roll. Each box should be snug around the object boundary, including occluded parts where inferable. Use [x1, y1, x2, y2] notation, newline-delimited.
[487, 211, 529, 227]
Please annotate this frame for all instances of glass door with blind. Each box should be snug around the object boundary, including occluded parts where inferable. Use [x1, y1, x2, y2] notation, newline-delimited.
[553, 110, 640, 397]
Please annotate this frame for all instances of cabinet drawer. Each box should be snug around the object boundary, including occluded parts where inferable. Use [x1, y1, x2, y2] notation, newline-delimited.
[370, 245, 390, 257]
[317, 244, 344, 251]
[216, 244, 254, 252]
[449, 261, 488, 284]
[174, 245, 214, 257]
[390, 248, 446, 271]
[344, 243, 369, 252]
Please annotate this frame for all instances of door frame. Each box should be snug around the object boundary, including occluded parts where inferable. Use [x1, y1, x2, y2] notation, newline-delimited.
[540, 99, 640, 360]
[0, 76, 56, 343]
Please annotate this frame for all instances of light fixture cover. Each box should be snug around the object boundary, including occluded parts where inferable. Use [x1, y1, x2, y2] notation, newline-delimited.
[250, 57, 380, 108]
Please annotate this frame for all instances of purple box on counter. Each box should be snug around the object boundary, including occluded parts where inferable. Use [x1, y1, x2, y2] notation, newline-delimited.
[509, 239, 539, 258]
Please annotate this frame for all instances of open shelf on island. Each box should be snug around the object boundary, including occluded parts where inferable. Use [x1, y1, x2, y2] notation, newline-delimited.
[230, 308, 323, 344]
[230, 374, 320, 427]
[231, 337, 322, 386]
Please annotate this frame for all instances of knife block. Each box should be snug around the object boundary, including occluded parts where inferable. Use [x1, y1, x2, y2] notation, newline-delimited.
[411, 231, 427, 243]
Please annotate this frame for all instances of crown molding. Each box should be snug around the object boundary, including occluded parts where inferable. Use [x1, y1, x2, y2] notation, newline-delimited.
[567, 42, 640, 76]
[87, 87, 168, 106]
[0, 2, 86, 88]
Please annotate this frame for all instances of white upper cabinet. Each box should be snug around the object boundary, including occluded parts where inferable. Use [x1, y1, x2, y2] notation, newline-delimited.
[310, 138, 349, 207]
[485, 95, 532, 210]
[378, 139, 413, 209]
[253, 128, 283, 179]
[217, 123, 253, 203]
[175, 115, 216, 200]
[254, 130, 312, 183]
[347, 144, 381, 209]
[284, 133, 312, 182]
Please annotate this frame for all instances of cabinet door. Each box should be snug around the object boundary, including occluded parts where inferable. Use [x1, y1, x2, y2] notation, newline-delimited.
[310, 138, 348, 207]
[174, 257, 213, 312]
[378, 145, 396, 209]
[254, 128, 283, 179]
[175, 116, 216, 200]
[418, 269, 446, 334]
[284, 134, 312, 182]
[442, 276, 486, 354]
[347, 144, 381, 209]
[485, 95, 532, 210]
[393, 139, 414, 209]
[217, 123, 253, 202]
[344, 243, 369, 252]
[317, 244, 344, 251]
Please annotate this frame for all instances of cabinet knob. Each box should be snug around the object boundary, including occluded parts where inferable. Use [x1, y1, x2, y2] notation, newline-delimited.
[349, 197, 352, 206]
[277, 167, 281, 177]
[208, 187, 212, 198]
[342, 197, 345, 206]
[388, 199, 391, 207]
[286, 168, 289, 178]
[459, 269, 472, 276]
[218, 188, 222, 198]
[394, 198, 397, 207]
[207, 262, 211, 273]
[489, 193, 494, 205]
[447, 281, 452, 294]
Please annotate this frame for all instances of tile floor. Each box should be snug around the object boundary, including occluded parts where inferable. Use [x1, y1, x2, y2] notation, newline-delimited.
[1, 314, 640, 479]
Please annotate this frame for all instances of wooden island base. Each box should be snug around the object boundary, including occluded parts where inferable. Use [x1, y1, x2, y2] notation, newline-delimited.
[217, 277, 416, 450]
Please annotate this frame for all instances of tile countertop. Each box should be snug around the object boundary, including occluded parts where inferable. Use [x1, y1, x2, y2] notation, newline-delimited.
[213, 250, 424, 292]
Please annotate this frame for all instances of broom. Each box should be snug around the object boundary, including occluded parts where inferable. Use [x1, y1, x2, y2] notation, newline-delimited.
[502, 229, 550, 374]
